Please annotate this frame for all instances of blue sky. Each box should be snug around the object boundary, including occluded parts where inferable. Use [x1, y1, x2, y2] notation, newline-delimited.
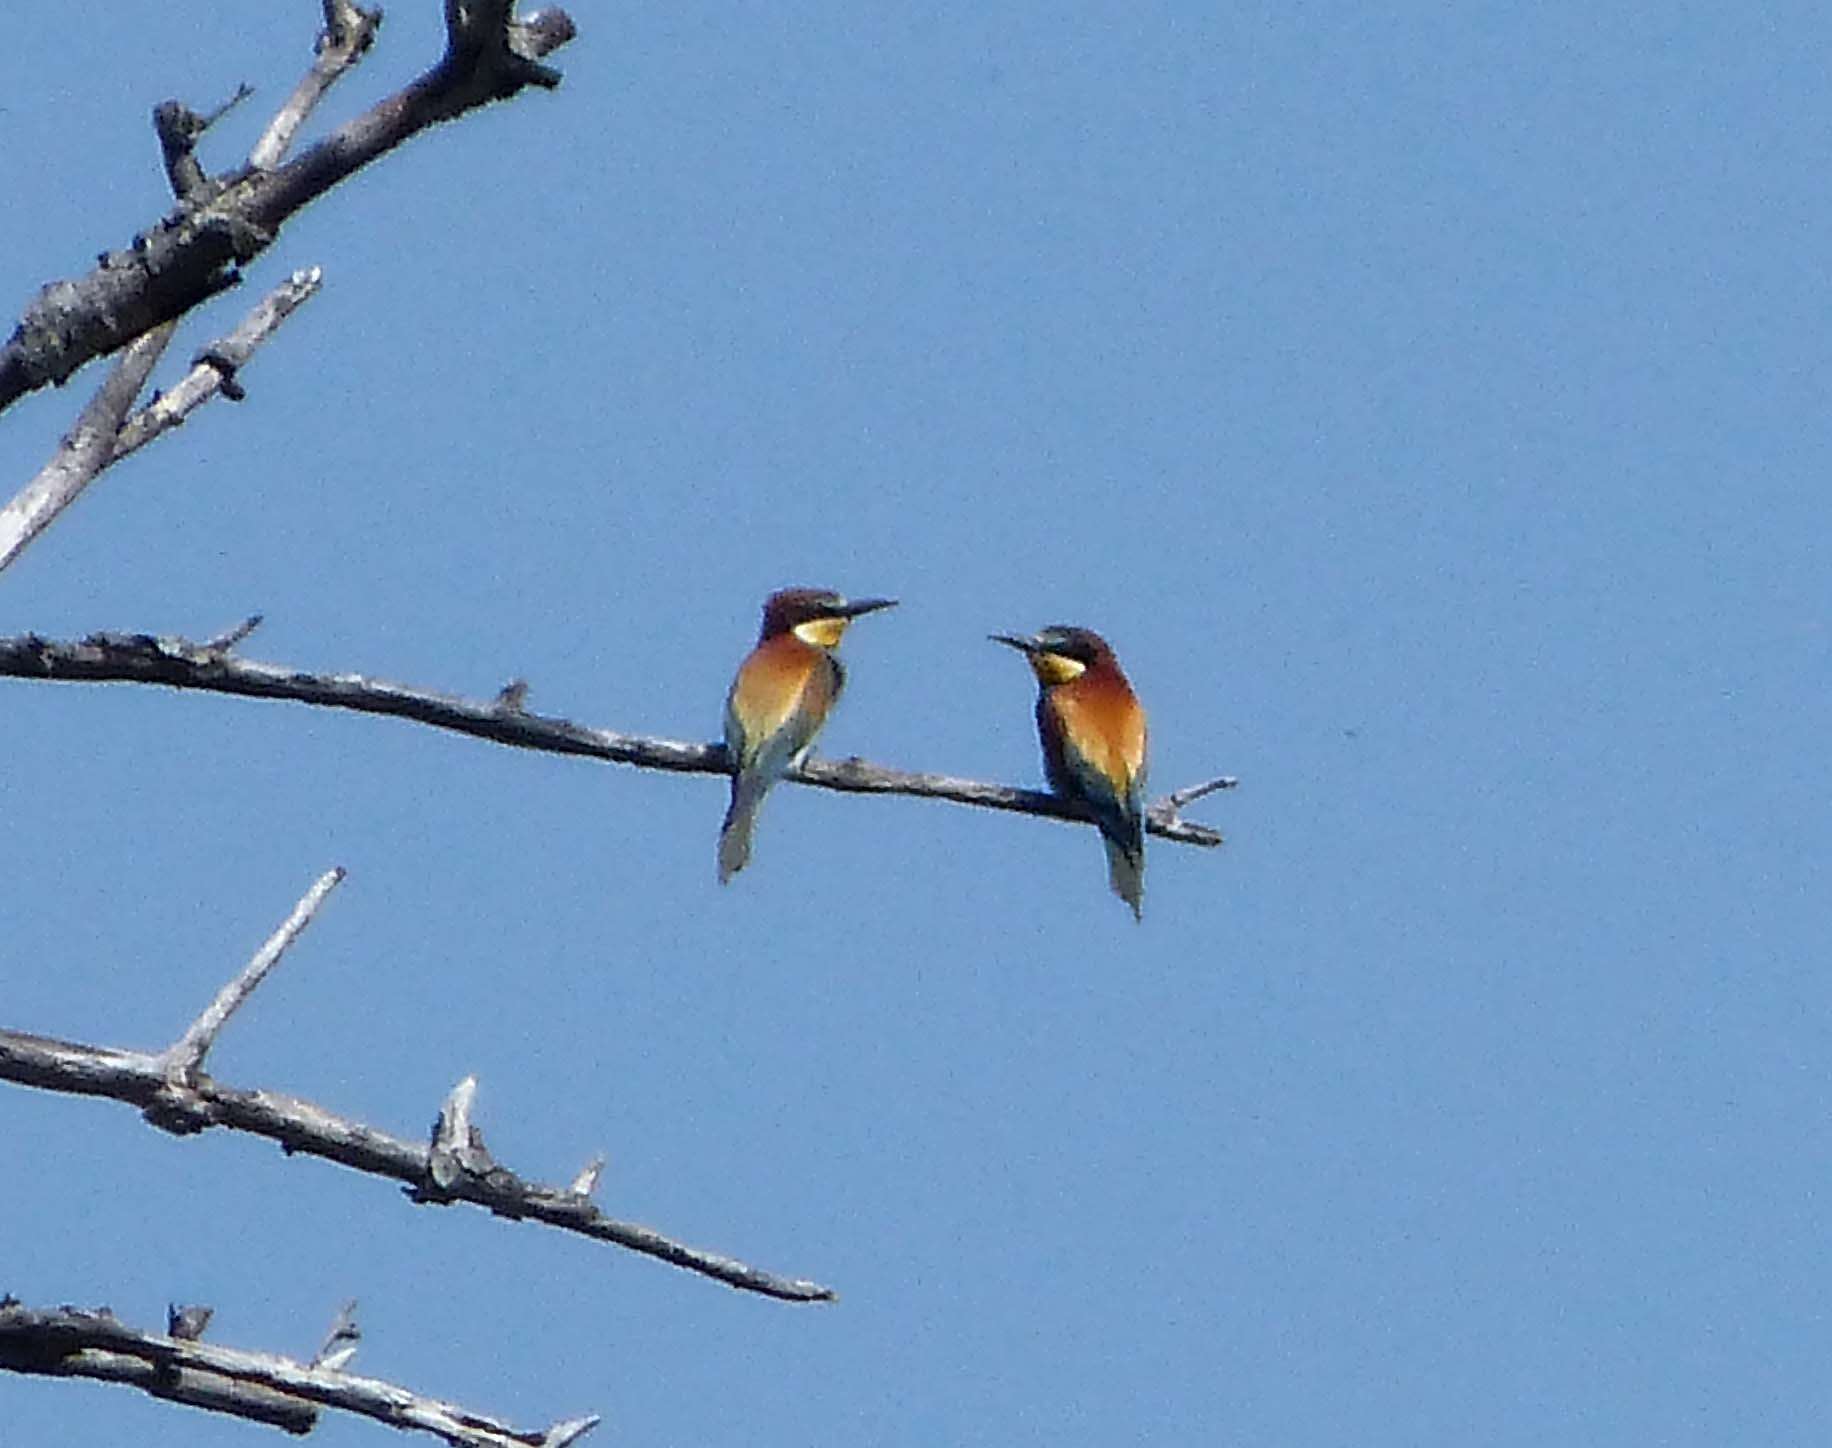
[3, 3, 1829, 1444]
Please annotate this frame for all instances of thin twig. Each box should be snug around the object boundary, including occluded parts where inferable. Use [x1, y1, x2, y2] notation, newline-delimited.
[251, 0, 383, 169]
[111, 269, 325, 462]
[0, 253, 320, 580]
[1145, 773, 1240, 841]
[203, 613, 267, 652]
[542, 1419, 599, 1448]
[0, 1301, 598, 1447]
[162, 869, 345, 1079]
[311, 1300, 362, 1372]
[0, 1028, 835, 1302]
[0, 327, 173, 574]
[0, 631, 1233, 847]
[154, 85, 254, 197]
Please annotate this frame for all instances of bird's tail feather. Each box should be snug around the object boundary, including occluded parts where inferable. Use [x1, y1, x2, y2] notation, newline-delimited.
[1102, 833, 1145, 922]
[717, 774, 770, 883]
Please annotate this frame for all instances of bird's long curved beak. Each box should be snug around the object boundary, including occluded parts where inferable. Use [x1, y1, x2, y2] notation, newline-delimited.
[840, 597, 898, 618]
[989, 632, 1040, 653]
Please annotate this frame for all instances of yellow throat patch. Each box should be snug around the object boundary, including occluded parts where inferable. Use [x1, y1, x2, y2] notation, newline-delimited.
[1030, 651, 1087, 686]
[791, 616, 850, 648]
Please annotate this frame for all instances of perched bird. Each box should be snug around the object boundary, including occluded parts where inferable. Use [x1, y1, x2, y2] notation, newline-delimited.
[719, 587, 897, 883]
[992, 626, 1149, 919]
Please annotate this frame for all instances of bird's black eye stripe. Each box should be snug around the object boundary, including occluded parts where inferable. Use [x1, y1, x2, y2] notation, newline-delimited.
[1040, 631, 1094, 663]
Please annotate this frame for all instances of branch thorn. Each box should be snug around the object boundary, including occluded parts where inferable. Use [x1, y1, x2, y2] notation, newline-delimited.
[1163, 773, 1238, 811]
[428, 1076, 496, 1189]
[204, 614, 265, 652]
[167, 1303, 215, 1341]
[568, 1155, 605, 1197]
[543, 1414, 603, 1447]
[310, 1299, 361, 1371]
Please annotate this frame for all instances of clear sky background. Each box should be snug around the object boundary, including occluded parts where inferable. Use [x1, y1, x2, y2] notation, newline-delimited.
[3, 3, 1829, 1444]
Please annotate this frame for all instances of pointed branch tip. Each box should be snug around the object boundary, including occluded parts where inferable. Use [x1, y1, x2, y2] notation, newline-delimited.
[204, 614, 265, 651]
[543, 1414, 602, 1448]
[438, 1076, 479, 1144]
[427, 1076, 496, 1189]
[569, 1155, 605, 1197]
[311, 1299, 361, 1371]
[1161, 774, 1239, 811]
[162, 868, 347, 1077]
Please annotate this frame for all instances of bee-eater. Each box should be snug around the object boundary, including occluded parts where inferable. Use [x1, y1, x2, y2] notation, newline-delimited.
[992, 626, 1149, 919]
[719, 587, 897, 883]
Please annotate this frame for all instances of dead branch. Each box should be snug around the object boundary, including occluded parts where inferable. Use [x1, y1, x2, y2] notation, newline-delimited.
[0, 0, 576, 414]
[252, 0, 385, 170]
[0, 630, 1236, 846]
[155, 85, 255, 198]
[0, 1299, 599, 1447]
[1, 65, 237, 577]
[162, 868, 345, 1080]
[0, 330, 174, 571]
[0, 66, 324, 576]
[311, 1300, 362, 1373]
[0, 875, 837, 1305]
[110, 269, 325, 464]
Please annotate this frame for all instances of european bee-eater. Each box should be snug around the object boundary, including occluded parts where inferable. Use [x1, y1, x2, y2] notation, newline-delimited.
[719, 587, 897, 883]
[992, 626, 1149, 919]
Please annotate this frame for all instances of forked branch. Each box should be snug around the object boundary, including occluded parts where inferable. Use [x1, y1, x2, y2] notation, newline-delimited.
[0, 0, 576, 413]
[0, 331, 173, 571]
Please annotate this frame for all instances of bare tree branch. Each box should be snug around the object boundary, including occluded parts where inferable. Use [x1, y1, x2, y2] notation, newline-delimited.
[0, 875, 836, 1303]
[251, 0, 384, 170]
[162, 868, 345, 1080]
[311, 1300, 362, 1372]
[0, 328, 174, 572]
[0, 81, 323, 577]
[0, 1300, 599, 1447]
[0, 76, 220, 566]
[0, 1029, 834, 1302]
[110, 269, 326, 464]
[0, 631, 1236, 846]
[155, 85, 256, 197]
[0, 0, 576, 413]
[0, 1300, 317, 1434]
[204, 613, 268, 651]
[0, 83, 220, 571]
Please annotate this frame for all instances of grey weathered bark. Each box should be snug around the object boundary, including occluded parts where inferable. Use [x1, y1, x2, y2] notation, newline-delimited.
[0, 629, 1237, 846]
[0, 329, 175, 571]
[0, 1300, 599, 1447]
[0, 0, 570, 575]
[0, 872, 838, 1304]
[0, 0, 575, 414]
[107, 268, 326, 463]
